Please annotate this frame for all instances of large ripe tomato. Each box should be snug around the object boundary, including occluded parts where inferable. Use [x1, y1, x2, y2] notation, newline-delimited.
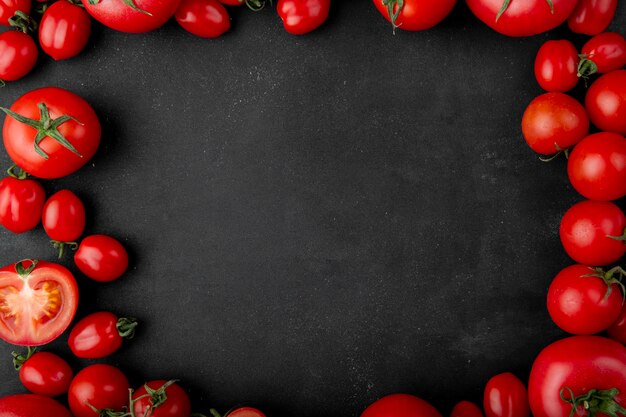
[608, 303, 626, 345]
[0, 260, 78, 346]
[534, 40, 579, 93]
[521, 93, 589, 156]
[0, 0, 30, 26]
[1, 87, 101, 179]
[82, 0, 182, 33]
[277, 0, 330, 35]
[17, 350, 73, 397]
[0, 31, 38, 84]
[451, 401, 484, 417]
[39, 1, 92, 61]
[567, 0, 617, 35]
[483, 373, 529, 417]
[42, 190, 86, 258]
[74, 235, 129, 282]
[372, 0, 456, 32]
[528, 336, 626, 417]
[68, 364, 130, 417]
[585, 70, 626, 136]
[465, 0, 577, 37]
[579, 32, 626, 78]
[361, 393, 442, 417]
[559, 200, 626, 266]
[0, 175, 45, 234]
[175, 0, 230, 38]
[68, 311, 137, 358]
[132, 380, 191, 417]
[0, 394, 72, 417]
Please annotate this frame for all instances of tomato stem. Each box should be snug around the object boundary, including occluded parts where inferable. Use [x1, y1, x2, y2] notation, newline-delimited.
[496, 0, 553, 21]
[8, 11, 36, 34]
[245, 0, 268, 11]
[583, 267, 626, 303]
[381, 0, 403, 34]
[116, 317, 138, 339]
[11, 346, 36, 371]
[578, 55, 598, 80]
[538, 143, 570, 162]
[560, 387, 626, 417]
[14, 259, 38, 279]
[6, 165, 30, 180]
[51, 241, 78, 259]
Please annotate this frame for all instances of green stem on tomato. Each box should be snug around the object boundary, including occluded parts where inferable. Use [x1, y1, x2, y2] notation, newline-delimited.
[11, 346, 36, 371]
[7, 165, 30, 180]
[496, 0, 554, 21]
[8, 11, 36, 34]
[381, 0, 404, 34]
[116, 317, 138, 339]
[560, 387, 626, 417]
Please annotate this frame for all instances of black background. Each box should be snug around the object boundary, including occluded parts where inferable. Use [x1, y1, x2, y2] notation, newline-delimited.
[1, 1, 625, 416]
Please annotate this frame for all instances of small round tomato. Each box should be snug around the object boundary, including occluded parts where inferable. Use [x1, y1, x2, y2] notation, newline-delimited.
[361, 394, 442, 417]
[559, 200, 626, 266]
[0, 260, 78, 346]
[534, 40, 579, 93]
[0, 31, 38, 84]
[451, 401, 483, 417]
[82, 0, 182, 33]
[68, 312, 137, 358]
[16, 350, 73, 397]
[277, 0, 330, 35]
[227, 408, 266, 417]
[372, 0, 456, 32]
[521, 92, 589, 156]
[42, 190, 86, 257]
[68, 364, 130, 417]
[585, 70, 626, 136]
[1, 87, 102, 179]
[578, 33, 626, 79]
[483, 373, 529, 417]
[567, 0, 617, 35]
[132, 380, 191, 417]
[608, 303, 626, 345]
[0, 394, 72, 417]
[0, 175, 45, 234]
[39, 1, 92, 61]
[175, 0, 230, 38]
[0, 0, 30, 26]
[74, 235, 129, 282]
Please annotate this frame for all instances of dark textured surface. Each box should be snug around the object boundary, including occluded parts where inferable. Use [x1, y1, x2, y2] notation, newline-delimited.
[0, 2, 625, 416]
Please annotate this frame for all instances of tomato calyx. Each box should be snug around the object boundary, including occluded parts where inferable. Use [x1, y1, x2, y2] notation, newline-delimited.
[15, 259, 39, 280]
[539, 143, 570, 162]
[51, 241, 79, 259]
[8, 11, 37, 34]
[87, 0, 152, 16]
[577, 54, 598, 80]
[584, 267, 626, 303]
[89, 380, 179, 417]
[246, 0, 268, 11]
[496, 0, 554, 21]
[116, 317, 138, 339]
[6, 165, 30, 180]
[381, 0, 403, 33]
[11, 346, 36, 370]
[560, 387, 626, 417]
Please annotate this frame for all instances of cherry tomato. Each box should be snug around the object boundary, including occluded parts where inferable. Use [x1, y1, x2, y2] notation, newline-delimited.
[68, 311, 137, 358]
[227, 408, 267, 417]
[175, 0, 230, 38]
[567, 0, 617, 35]
[608, 303, 626, 345]
[68, 364, 130, 417]
[82, 0, 182, 33]
[483, 373, 529, 417]
[534, 40, 579, 93]
[0, 31, 38, 84]
[521, 93, 589, 156]
[132, 380, 191, 417]
[567, 132, 626, 201]
[0, 394, 72, 417]
[277, 0, 330, 35]
[42, 190, 86, 257]
[74, 235, 129, 282]
[361, 393, 442, 417]
[372, 0, 456, 32]
[16, 350, 73, 397]
[451, 401, 484, 417]
[528, 336, 626, 417]
[585, 70, 626, 136]
[0, 260, 78, 346]
[0, 175, 45, 234]
[39, 1, 91, 61]
[578, 33, 626, 79]
[1, 87, 102, 179]
[0, 0, 30, 26]
[559, 200, 626, 266]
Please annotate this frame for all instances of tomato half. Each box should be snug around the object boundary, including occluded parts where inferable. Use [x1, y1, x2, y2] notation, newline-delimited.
[0, 31, 38, 84]
[534, 40, 579, 93]
[567, 0, 617, 35]
[361, 394, 442, 417]
[175, 0, 230, 38]
[17, 350, 73, 397]
[74, 235, 129, 282]
[68, 311, 137, 358]
[372, 0, 456, 32]
[0, 0, 30, 26]
[451, 401, 484, 417]
[68, 364, 130, 417]
[82, 0, 182, 33]
[0, 175, 45, 234]
[278, 0, 330, 35]
[0, 260, 78, 346]
[483, 373, 529, 417]
[585, 70, 626, 136]
[0, 394, 72, 417]
[579, 32, 626, 78]
[39, 1, 92, 61]
[132, 380, 192, 417]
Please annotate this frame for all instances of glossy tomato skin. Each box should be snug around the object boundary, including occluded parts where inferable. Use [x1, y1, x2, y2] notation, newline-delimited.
[559, 200, 626, 266]
[451, 401, 483, 417]
[82, 0, 182, 33]
[585, 70, 626, 135]
[228, 408, 266, 417]
[483, 373, 529, 417]
[608, 304, 626, 345]
[0, 31, 38, 83]
[534, 40, 578, 93]
[521, 93, 589, 155]
[68, 364, 130, 417]
[465, 0, 577, 37]
[581, 33, 626, 75]
[0, 177, 45, 234]
[567, 0, 617, 35]
[19, 351, 73, 397]
[0, 394, 72, 417]
[361, 393, 442, 417]
[528, 336, 626, 417]
[3, 87, 101, 179]
[68, 311, 125, 358]
[39, 1, 92, 61]
[42, 190, 85, 242]
[278, 0, 330, 35]
[0, 260, 78, 346]
[175, 0, 230, 38]
[373, 0, 456, 31]
[74, 235, 129, 282]
[132, 380, 191, 417]
[0, 0, 30, 25]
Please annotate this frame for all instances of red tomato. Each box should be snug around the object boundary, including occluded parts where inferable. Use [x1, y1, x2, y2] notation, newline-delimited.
[567, 132, 626, 201]
[585, 70, 626, 136]
[74, 235, 129, 282]
[465, 0, 577, 37]
[277, 0, 330, 35]
[521, 93, 589, 156]
[1, 87, 102, 179]
[579, 33, 626, 78]
[0, 31, 38, 84]
[68, 364, 130, 417]
[547, 264, 624, 335]
[451, 401, 484, 417]
[567, 0, 617, 35]
[528, 336, 626, 417]
[0, 394, 72, 417]
[534, 40, 579, 93]
[17, 351, 73, 397]
[42, 190, 86, 257]
[361, 393, 442, 417]
[132, 380, 191, 417]
[175, 0, 230, 38]
[0, 260, 78, 346]
[559, 200, 626, 266]
[608, 303, 626, 345]
[372, 0, 456, 32]
[483, 373, 529, 417]
[0, 0, 30, 26]
[82, 0, 182, 33]
[227, 408, 267, 417]
[0, 175, 45, 234]
[68, 311, 137, 358]
[39, 1, 91, 61]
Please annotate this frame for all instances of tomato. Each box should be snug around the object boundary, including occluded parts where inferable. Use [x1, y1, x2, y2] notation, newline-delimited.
[227, 408, 267, 417]
[82, 0, 182, 33]
[1, 87, 102, 179]
[74, 235, 129, 282]
[361, 393, 442, 417]
[451, 401, 484, 417]
[68, 364, 130, 417]
[42, 189, 86, 257]
[0, 260, 78, 346]
[39, 1, 91, 61]
[68, 311, 137, 358]
[175, 0, 230, 38]
[0, 174, 45, 234]
[528, 336, 626, 417]
[521, 93, 589, 156]
[585, 70, 626, 136]
[277, 0, 330, 35]
[0, 0, 30, 26]
[15, 350, 73, 397]
[567, 0, 617, 35]
[483, 373, 529, 417]
[559, 200, 626, 266]
[0, 394, 72, 417]
[372, 0, 456, 32]
[578, 33, 626, 79]
[465, 0, 577, 37]
[534, 40, 579, 93]
[567, 132, 626, 201]
[0, 31, 38, 85]
[608, 303, 626, 345]
[132, 380, 191, 417]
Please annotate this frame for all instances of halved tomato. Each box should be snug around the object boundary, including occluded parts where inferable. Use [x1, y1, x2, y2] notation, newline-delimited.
[0, 260, 78, 346]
